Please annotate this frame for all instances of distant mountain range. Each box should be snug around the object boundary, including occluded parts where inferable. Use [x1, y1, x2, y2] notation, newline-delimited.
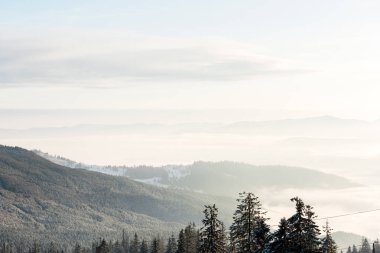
[35, 150, 359, 197]
[1, 115, 379, 138]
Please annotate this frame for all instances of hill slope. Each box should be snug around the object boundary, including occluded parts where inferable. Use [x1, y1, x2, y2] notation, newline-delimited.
[35, 151, 358, 197]
[332, 231, 369, 250]
[0, 145, 225, 247]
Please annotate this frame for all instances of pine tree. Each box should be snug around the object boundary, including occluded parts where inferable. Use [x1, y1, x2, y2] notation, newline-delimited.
[130, 234, 140, 253]
[150, 238, 161, 253]
[185, 223, 198, 253]
[177, 230, 186, 253]
[304, 205, 321, 253]
[230, 192, 268, 253]
[267, 218, 290, 253]
[114, 241, 124, 253]
[97, 239, 110, 253]
[166, 233, 177, 253]
[374, 239, 380, 253]
[150, 236, 164, 253]
[199, 204, 227, 253]
[122, 230, 130, 253]
[361, 238, 371, 253]
[140, 240, 148, 253]
[321, 221, 337, 253]
[352, 245, 358, 253]
[287, 197, 321, 253]
[253, 217, 271, 251]
[346, 246, 352, 253]
[31, 241, 41, 253]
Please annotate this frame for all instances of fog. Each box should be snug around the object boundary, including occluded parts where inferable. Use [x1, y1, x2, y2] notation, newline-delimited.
[2, 110, 380, 238]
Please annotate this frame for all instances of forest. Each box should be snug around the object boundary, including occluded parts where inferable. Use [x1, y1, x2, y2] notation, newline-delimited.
[1, 192, 377, 253]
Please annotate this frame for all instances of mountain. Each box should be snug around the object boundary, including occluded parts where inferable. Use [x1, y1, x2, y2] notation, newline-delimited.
[35, 151, 359, 197]
[332, 231, 369, 250]
[0, 145, 231, 247]
[0, 116, 375, 139]
[222, 115, 373, 137]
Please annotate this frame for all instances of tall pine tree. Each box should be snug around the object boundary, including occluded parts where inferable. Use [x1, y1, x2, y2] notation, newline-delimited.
[140, 240, 148, 253]
[130, 233, 140, 253]
[361, 238, 371, 253]
[177, 229, 186, 253]
[321, 221, 337, 253]
[287, 197, 321, 253]
[230, 192, 269, 253]
[199, 204, 227, 253]
[166, 233, 177, 253]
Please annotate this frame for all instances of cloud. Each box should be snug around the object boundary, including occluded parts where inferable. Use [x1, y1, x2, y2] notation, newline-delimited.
[0, 30, 307, 88]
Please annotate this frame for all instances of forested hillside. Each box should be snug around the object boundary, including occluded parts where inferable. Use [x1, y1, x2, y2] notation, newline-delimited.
[0, 145, 231, 246]
[35, 151, 358, 197]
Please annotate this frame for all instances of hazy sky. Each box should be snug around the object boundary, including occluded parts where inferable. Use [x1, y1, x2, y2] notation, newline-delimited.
[1, 1, 380, 120]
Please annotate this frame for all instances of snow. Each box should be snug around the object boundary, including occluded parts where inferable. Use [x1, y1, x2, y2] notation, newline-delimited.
[134, 177, 168, 188]
[165, 165, 191, 179]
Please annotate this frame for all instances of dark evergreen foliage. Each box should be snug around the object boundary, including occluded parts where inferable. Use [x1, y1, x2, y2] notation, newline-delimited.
[266, 218, 290, 253]
[361, 238, 371, 253]
[140, 240, 149, 253]
[321, 221, 337, 253]
[165, 234, 177, 253]
[286, 197, 321, 253]
[199, 205, 227, 253]
[352, 245, 358, 253]
[230, 192, 269, 253]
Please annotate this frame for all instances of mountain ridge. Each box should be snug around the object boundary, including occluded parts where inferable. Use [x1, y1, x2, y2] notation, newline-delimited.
[34, 150, 359, 197]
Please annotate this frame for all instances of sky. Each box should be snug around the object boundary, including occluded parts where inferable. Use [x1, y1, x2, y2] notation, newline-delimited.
[1, 0, 380, 120]
[2, 1, 380, 238]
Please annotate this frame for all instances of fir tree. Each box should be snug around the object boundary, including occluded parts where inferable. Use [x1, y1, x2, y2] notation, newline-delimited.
[287, 197, 321, 253]
[150, 237, 162, 253]
[177, 230, 186, 253]
[199, 204, 227, 253]
[253, 217, 271, 251]
[166, 233, 177, 253]
[230, 192, 268, 253]
[374, 239, 380, 253]
[321, 221, 337, 253]
[304, 205, 321, 253]
[122, 230, 130, 253]
[183, 224, 198, 253]
[361, 238, 371, 253]
[130, 234, 140, 253]
[97, 239, 110, 253]
[346, 246, 352, 253]
[352, 245, 358, 253]
[140, 240, 148, 253]
[267, 218, 290, 253]
[31, 241, 41, 253]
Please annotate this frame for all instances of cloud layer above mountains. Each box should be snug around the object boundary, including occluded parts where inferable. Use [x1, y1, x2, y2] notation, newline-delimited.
[0, 30, 305, 88]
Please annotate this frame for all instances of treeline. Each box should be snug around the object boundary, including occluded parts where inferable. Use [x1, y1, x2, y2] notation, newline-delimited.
[0, 193, 374, 253]
[344, 238, 380, 253]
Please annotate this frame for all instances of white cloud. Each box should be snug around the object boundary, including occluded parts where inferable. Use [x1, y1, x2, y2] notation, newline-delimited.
[0, 30, 307, 88]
